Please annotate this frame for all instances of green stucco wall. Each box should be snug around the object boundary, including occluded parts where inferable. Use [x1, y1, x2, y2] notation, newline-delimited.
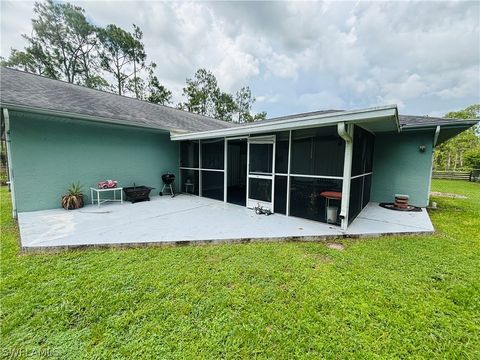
[9, 110, 179, 212]
[370, 130, 435, 207]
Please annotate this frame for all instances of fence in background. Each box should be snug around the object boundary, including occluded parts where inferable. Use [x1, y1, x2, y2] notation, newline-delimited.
[432, 170, 480, 182]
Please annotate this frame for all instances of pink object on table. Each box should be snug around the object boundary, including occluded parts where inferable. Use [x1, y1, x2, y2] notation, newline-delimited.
[97, 180, 118, 189]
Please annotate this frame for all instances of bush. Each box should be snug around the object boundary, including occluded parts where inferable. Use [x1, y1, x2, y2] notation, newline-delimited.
[464, 147, 480, 169]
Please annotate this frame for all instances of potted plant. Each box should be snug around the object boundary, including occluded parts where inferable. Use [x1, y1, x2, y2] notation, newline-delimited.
[61, 182, 84, 210]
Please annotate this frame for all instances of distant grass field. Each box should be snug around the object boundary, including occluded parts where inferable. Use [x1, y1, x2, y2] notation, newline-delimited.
[1, 179, 479, 359]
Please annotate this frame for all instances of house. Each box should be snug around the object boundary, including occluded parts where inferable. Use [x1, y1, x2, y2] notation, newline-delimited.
[1, 67, 478, 234]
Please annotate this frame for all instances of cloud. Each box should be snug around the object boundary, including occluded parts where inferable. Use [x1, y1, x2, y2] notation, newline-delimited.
[1, 1, 478, 117]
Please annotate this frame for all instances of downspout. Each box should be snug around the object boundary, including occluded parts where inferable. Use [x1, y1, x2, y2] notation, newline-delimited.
[427, 125, 441, 206]
[433, 125, 441, 146]
[338, 122, 353, 231]
[3, 108, 17, 218]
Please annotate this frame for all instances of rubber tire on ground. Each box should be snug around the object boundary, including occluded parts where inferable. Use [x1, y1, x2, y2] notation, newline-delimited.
[159, 192, 163, 196]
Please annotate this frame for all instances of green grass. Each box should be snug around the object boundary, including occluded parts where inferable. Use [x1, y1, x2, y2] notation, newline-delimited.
[1, 179, 479, 359]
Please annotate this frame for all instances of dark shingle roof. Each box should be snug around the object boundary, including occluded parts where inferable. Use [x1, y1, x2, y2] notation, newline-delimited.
[399, 115, 478, 129]
[0, 67, 234, 133]
[256, 109, 478, 130]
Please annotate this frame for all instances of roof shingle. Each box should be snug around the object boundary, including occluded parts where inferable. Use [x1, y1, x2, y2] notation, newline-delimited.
[0, 67, 234, 132]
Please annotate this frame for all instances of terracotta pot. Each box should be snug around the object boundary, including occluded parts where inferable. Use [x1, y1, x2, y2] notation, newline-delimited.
[61, 194, 84, 210]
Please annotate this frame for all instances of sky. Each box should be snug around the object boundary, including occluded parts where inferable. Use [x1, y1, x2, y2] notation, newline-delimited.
[1, 0, 479, 118]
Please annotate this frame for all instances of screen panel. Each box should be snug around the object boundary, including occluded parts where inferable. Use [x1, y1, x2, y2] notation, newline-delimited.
[274, 175, 287, 214]
[201, 170, 224, 201]
[291, 127, 345, 176]
[201, 138, 224, 170]
[180, 140, 199, 168]
[290, 176, 342, 223]
[180, 169, 199, 195]
[249, 178, 272, 202]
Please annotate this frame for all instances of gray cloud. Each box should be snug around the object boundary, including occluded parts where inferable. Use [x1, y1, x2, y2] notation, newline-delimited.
[1, 1, 479, 117]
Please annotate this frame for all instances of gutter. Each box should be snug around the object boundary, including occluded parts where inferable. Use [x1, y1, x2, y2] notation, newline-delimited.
[400, 120, 479, 131]
[0, 102, 171, 133]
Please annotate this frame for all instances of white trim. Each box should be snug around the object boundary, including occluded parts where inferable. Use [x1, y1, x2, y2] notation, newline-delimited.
[179, 166, 200, 171]
[171, 105, 398, 141]
[339, 123, 354, 231]
[198, 140, 202, 197]
[199, 168, 225, 173]
[247, 136, 276, 211]
[289, 173, 343, 180]
[350, 172, 373, 179]
[3, 108, 17, 218]
[224, 138, 227, 202]
[286, 130, 292, 216]
[225, 135, 249, 141]
[246, 138, 250, 206]
[272, 138, 276, 212]
[276, 173, 288, 176]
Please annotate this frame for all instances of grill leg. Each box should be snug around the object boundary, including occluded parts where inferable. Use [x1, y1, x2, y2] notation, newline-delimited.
[169, 184, 174, 197]
[160, 184, 166, 196]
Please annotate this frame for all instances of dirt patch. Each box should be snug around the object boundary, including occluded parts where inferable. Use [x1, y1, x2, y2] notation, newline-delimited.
[326, 243, 345, 251]
[430, 191, 467, 199]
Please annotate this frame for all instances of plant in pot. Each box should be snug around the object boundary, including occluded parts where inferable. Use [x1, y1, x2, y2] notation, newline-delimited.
[61, 182, 84, 210]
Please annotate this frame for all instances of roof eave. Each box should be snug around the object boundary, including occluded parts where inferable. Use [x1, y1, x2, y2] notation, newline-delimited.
[0, 102, 171, 133]
[170, 105, 398, 141]
[400, 120, 479, 131]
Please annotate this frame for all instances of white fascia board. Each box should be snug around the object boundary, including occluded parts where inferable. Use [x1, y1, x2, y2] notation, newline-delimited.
[0, 102, 171, 133]
[170, 105, 398, 141]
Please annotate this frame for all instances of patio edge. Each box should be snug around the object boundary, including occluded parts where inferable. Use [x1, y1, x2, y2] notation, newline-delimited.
[21, 230, 435, 253]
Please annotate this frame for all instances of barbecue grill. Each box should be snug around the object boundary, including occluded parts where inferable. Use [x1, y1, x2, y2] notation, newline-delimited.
[160, 173, 175, 197]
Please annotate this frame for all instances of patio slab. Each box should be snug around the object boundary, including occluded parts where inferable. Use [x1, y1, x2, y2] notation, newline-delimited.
[17, 195, 434, 251]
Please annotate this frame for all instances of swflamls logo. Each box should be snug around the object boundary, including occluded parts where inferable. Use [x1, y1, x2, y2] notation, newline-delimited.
[2, 347, 57, 359]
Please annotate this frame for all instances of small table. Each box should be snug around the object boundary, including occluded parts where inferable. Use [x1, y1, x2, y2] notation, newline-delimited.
[185, 182, 194, 194]
[319, 191, 342, 224]
[90, 187, 123, 207]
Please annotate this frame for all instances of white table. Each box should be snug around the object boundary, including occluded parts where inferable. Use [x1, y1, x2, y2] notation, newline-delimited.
[90, 187, 123, 207]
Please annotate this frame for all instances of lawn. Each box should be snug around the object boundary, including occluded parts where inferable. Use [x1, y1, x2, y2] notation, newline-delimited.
[1, 179, 479, 359]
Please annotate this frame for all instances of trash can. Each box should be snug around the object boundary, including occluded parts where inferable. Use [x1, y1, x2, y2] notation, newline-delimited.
[327, 206, 338, 224]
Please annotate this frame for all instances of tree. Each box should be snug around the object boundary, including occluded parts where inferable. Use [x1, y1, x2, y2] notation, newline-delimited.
[180, 69, 219, 117]
[130, 24, 147, 99]
[434, 104, 480, 170]
[235, 86, 267, 123]
[214, 91, 237, 122]
[179, 70, 267, 122]
[25, 0, 100, 85]
[98, 24, 146, 96]
[147, 75, 173, 105]
[464, 147, 480, 169]
[1, 46, 56, 77]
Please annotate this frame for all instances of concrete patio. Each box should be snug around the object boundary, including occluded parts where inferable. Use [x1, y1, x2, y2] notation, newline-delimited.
[18, 194, 434, 251]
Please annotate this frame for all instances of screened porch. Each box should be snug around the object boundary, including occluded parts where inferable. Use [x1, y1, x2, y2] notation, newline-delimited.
[178, 124, 374, 229]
